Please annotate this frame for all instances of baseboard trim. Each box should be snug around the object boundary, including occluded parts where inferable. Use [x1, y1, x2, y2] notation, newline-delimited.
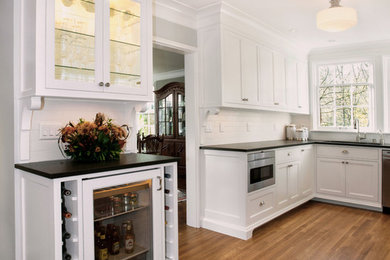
[312, 197, 382, 212]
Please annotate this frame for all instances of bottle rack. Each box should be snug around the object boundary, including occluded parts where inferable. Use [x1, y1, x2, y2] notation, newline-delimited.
[61, 181, 81, 260]
[164, 166, 178, 260]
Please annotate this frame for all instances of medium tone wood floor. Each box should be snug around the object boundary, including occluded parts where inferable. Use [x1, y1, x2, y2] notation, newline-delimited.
[178, 201, 390, 260]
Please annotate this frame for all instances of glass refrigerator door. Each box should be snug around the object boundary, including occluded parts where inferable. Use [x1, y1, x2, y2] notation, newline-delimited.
[83, 169, 163, 260]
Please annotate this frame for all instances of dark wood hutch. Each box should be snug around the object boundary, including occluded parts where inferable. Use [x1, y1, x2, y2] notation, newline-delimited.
[154, 82, 186, 188]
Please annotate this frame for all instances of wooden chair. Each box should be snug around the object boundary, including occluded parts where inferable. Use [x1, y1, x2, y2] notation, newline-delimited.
[137, 133, 164, 155]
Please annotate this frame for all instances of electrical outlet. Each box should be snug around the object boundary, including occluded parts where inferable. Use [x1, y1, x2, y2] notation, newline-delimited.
[40, 123, 62, 140]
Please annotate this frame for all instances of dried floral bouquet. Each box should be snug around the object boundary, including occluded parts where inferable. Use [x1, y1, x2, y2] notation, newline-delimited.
[59, 113, 129, 162]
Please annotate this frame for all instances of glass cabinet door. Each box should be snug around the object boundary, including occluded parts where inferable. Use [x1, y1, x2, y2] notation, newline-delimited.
[158, 94, 174, 136]
[48, 0, 103, 91]
[177, 93, 185, 137]
[83, 170, 163, 260]
[105, 0, 147, 95]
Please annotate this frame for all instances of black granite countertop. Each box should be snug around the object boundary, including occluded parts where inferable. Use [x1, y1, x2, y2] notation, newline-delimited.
[15, 153, 180, 179]
[200, 140, 390, 152]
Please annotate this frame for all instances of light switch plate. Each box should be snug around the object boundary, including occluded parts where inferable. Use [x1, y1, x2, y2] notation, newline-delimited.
[40, 122, 62, 140]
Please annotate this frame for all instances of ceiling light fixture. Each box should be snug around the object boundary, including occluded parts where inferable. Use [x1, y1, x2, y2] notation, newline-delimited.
[317, 0, 358, 32]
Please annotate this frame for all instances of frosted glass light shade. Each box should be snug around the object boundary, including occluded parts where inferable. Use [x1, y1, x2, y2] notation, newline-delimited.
[317, 6, 358, 32]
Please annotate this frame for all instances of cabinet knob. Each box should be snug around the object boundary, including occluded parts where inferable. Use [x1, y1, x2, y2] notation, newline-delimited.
[274, 102, 279, 105]
[342, 150, 348, 154]
[105, 82, 110, 87]
[99, 82, 104, 87]
[288, 164, 293, 168]
[298, 105, 302, 108]
[288, 153, 291, 156]
[242, 98, 248, 102]
[345, 161, 349, 164]
[301, 149, 305, 152]
[259, 201, 265, 206]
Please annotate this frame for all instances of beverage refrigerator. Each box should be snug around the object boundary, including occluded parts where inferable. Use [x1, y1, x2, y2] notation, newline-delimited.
[15, 159, 178, 260]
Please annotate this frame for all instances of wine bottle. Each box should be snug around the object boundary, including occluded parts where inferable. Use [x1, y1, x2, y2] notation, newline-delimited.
[63, 232, 71, 240]
[61, 183, 72, 196]
[164, 173, 171, 178]
[62, 206, 72, 219]
[165, 189, 170, 194]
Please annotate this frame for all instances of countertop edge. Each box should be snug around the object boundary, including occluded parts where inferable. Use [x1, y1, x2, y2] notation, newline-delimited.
[15, 157, 180, 179]
[200, 141, 390, 152]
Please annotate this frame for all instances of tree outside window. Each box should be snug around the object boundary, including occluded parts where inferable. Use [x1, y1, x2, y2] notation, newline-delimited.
[138, 102, 155, 136]
[318, 62, 374, 130]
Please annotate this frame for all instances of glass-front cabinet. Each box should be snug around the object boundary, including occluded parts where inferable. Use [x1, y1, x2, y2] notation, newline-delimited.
[19, 0, 152, 101]
[83, 169, 164, 260]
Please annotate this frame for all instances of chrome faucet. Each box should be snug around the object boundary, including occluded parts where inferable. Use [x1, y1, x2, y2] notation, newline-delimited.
[354, 119, 366, 142]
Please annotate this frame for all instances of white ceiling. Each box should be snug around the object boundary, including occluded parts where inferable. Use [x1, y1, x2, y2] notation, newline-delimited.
[174, 0, 390, 49]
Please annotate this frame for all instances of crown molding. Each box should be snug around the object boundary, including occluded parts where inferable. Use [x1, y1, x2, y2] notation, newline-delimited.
[310, 39, 390, 60]
[153, 0, 197, 29]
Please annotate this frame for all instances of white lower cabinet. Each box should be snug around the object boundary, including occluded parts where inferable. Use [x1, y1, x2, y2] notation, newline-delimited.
[316, 158, 346, 197]
[276, 161, 299, 208]
[345, 160, 379, 202]
[316, 145, 380, 208]
[201, 146, 314, 240]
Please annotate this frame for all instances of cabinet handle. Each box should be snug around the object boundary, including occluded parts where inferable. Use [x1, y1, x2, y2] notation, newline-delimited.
[301, 149, 304, 152]
[242, 98, 249, 101]
[157, 176, 162, 191]
[259, 201, 265, 206]
[99, 82, 104, 87]
[274, 102, 279, 105]
[105, 82, 111, 87]
[342, 150, 348, 154]
[288, 153, 291, 156]
[288, 164, 293, 168]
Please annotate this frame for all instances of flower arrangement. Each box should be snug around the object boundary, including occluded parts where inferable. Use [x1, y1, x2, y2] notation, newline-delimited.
[59, 113, 129, 162]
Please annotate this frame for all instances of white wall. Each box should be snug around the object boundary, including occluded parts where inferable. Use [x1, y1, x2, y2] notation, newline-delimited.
[28, 98, 138, 162]
[201, 108, 291, 145]
[0, 0, 15, 258]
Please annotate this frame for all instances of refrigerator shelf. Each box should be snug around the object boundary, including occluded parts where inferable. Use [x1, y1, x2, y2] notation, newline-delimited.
[108, 244, 149, 260]
[94, 205, 148, 222]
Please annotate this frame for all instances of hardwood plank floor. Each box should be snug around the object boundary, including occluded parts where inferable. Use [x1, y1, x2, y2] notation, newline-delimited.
[178, 201, 390, 260]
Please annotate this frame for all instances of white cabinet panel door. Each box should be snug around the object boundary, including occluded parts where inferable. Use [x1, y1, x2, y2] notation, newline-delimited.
[297, 62, 310, 113]
[222, 30, 242, 104]
[276, 164, 289, 208]
[299, 146, 314, 197]
[316, 158, 346, 197]
[285, 58, 298, 111]
[241, 39, 259, 105]
[258, 46, 274, 107]
[288, 162, 300, 202]
[345, 160, 379, 202]
[272, 52, 287, 108]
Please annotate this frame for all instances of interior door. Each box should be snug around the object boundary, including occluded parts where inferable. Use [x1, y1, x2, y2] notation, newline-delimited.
[82, 169, 163, 260]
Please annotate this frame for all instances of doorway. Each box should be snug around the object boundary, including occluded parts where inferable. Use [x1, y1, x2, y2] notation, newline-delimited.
[137, 47, 187, 200]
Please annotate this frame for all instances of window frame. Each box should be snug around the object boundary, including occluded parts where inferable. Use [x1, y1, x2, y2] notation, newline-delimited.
[312, 58, 377, 132]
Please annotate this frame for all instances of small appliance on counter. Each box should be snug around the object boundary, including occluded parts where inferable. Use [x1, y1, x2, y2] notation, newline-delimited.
[286, 124, 296, 140]
[295, 127, 309, 141]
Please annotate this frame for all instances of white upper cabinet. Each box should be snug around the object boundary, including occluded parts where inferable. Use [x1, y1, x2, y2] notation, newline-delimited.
[20, 0, 152, 101]
[199, 25, 309, 114]
[272, 52, 287, 108]
[258, 46, 275, 107]
[222, 31, 259, 106]
[285, 58, 298, 110]
[297, 62, 310, 114]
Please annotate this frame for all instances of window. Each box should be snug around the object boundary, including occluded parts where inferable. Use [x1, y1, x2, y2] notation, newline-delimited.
[317, 61, 374, 130]
[137, 102, 155, 136]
